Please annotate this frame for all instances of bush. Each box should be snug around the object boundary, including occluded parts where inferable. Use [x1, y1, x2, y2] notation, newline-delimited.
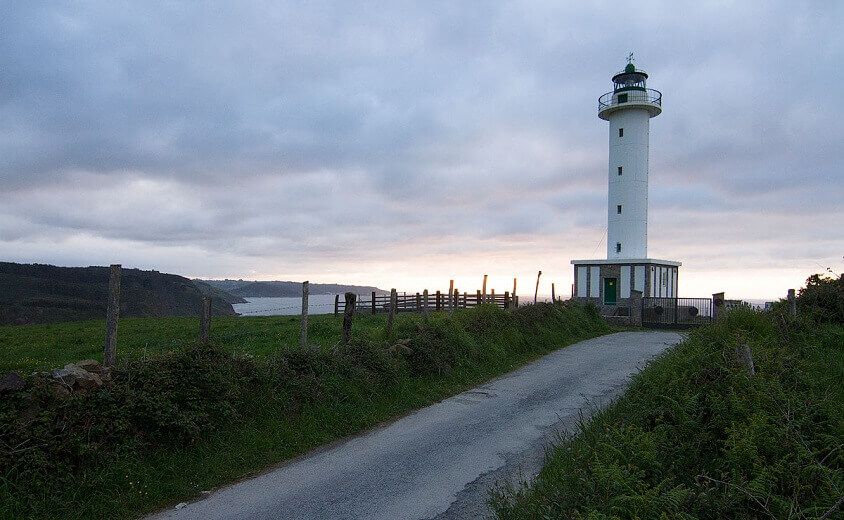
[461, 304, 515, 337]
[797, 273, 844, 324]
[0, 345, 269, 495]
[393, 314, 474, 375]
[494, 306, 844, 519]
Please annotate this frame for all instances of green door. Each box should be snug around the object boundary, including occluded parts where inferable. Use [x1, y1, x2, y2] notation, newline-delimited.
[604, 278, 617, 304]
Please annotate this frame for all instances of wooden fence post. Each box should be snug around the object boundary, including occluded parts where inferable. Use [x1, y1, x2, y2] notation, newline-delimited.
[300, 281, 309, 348]
[423, 289, 429, 320]
[386, 288, 397, 337]
[491, 289, 495, 307]
[504, 291, 510, 310]
[200, 296, 212, 346]
[342, 292, 356, 345]
[334, 294, 340, 316]
[371, 291, 377, 315]
[435, 290, 441, 311]
[512, 277, 518, 308]
[104, 264, 121, 367]
[482, 274, 488, 303]
[415, 292, 421, 311]
[463, 292, 468, 308]
[476, 289, 482, 306]
[787, 289, 796, 317]
[551, 283, 556, 303]
[448, 280, 454, 312]
[534, 270, 542, 304]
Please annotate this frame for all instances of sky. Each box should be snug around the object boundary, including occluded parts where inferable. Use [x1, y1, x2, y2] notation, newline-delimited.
[1, 1, 842, 300]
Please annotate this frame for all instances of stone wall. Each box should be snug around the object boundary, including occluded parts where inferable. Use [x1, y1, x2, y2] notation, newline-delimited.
[572, 295, 642, 326]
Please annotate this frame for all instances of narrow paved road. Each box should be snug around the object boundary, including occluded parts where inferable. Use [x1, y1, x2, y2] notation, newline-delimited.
[150, 331, 682, 520]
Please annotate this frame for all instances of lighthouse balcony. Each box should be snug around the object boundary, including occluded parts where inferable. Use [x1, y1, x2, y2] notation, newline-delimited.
[598, 88, 662, 120]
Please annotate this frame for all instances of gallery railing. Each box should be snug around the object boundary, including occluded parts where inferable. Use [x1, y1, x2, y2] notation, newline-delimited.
[598, 88, 662, 113]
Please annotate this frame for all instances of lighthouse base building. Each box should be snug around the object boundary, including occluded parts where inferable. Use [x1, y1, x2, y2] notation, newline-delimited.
[572, 59, 682, 319]
[571, 259, 680, 307]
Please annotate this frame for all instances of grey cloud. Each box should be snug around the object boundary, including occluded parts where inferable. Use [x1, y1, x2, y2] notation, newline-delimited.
[1, 1, 842, 291]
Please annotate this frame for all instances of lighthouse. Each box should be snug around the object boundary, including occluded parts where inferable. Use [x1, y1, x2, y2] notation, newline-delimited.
[572, 56, 681, 308]
[600, 60, 661, 259]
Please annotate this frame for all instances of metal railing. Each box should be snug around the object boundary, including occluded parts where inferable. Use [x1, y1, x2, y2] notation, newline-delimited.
[598, 88, 662, 113]
[642, 297, 712, 328]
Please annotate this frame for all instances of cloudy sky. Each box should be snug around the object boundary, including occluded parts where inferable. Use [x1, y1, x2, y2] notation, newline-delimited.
[1, 1, 842, 299]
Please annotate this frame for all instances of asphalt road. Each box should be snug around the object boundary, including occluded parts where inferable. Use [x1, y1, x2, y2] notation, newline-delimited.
[149, 331, 683, 520]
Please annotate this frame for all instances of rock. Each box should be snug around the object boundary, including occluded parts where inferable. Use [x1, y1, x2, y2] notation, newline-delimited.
[50, 364, 104, 391]
[51, 368, 77, 387]
[175, 502, 188, 510]
[76, 359, 112, 382]
[63, 364, 103, 390]
[0, 372, 26, 393]
[76, 359, 102, 373]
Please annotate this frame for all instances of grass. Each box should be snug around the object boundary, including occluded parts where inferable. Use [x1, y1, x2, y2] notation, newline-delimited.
[0, 313, 392, 373]
[492, 308, 844, 519]
[1, 302, 611, 519]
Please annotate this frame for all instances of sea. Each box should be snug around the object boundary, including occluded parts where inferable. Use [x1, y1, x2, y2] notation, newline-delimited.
[232, 294, 341, 316]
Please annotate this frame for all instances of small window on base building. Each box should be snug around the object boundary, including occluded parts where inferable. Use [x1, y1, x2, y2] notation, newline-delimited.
[617, 204, 622, 214]
[618, 128, 623, 137]
[616, 242, 622, 253]
[617, 166, 623, 175]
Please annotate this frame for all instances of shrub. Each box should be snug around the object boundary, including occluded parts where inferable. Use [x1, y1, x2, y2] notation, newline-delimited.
[797, 273, 844, 324]
[461, 304, 514, 337]
[494, 306, 844, 519]
[401, 316, 477, 375]
[0, 345, 267, 495]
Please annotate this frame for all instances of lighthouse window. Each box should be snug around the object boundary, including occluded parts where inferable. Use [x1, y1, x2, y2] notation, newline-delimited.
[617, 204, 622, 214]
[617, 166, 623, 175]
[616, 242, 622, 253]
[618, 128, 623, 137]
[617, 93, 628, 103]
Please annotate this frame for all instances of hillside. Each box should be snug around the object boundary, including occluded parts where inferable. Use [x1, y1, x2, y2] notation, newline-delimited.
[192, 279, 248, 304]
[0, 262, 236, 325]
[202, 279, 386, 298]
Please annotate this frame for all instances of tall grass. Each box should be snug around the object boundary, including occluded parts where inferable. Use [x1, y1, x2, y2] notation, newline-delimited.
[493, 307, 844, 519]
[1, 302, 608, 519]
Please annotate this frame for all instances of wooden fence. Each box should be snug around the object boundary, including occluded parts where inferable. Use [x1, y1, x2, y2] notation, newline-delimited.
[334, 290, 518, 315]
[85, 265, 778, 368]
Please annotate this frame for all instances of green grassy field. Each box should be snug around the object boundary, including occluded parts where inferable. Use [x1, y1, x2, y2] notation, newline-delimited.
[1, 302, 611, 519]
[0, 313, 393, 373]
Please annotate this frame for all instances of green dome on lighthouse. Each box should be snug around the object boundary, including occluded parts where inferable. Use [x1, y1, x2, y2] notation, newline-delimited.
[624, 63, 636, 73]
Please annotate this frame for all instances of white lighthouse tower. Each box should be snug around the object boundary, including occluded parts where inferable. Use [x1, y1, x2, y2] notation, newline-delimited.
[601, 58, 660, 260]
[572, 56, 681, 308]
